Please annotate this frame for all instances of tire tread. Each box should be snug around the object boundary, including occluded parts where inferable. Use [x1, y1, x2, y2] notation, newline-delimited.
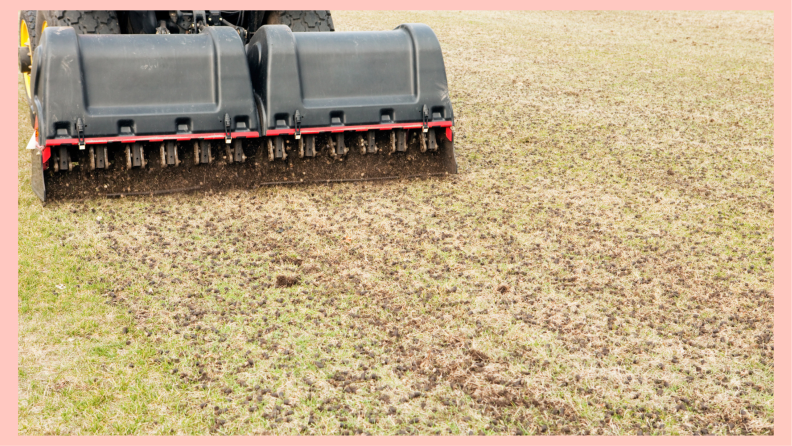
[275, 10, 334, 32]
[49, 10, 121, 35]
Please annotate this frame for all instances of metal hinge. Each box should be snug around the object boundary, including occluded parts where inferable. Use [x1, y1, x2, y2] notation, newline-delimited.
[224, 113, 232, 144]
[294, 110, 302, 140]
[76, 118, 85, 150]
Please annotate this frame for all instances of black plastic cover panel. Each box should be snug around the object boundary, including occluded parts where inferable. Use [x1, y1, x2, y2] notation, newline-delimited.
[32, 26, 259, 146]
[246, 24, 453, 130]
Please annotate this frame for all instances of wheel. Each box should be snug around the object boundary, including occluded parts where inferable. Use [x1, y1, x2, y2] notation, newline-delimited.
[265, 11, 334, 32]
[40, 11, 121, 35]
[19, 11, 37, 69]
[19, 11, 37, 126]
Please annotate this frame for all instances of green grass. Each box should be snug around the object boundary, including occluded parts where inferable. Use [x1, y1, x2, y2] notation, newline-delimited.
[18, 11, 773, 436]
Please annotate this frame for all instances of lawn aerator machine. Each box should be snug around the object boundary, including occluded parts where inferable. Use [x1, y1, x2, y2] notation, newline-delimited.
[19, 10, 457, 202]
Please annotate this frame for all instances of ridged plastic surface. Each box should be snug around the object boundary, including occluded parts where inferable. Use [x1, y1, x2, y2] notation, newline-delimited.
[246, 24, 453, 130]
[32, 26, 259, 147]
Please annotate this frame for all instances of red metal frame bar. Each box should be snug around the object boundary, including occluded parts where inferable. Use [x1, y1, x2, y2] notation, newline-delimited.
[44, 131, 260, 147]
[42, 120, 454, 148]
[265, 120, 453, 136]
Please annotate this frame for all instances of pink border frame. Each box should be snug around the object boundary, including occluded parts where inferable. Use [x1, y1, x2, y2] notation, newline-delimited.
[7, 2, 790, 445]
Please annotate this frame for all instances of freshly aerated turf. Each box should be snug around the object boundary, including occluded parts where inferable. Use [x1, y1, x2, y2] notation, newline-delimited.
[18, 11, 773, 436]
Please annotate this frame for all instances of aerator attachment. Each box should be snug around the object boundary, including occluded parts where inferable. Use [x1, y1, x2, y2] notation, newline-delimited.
[28, 23, 456, 202]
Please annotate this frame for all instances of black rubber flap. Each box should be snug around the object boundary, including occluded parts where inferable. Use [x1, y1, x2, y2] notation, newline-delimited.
[246, 24, 453, 130]
[31, 26, 259, 147]
[30, 149, 46, 202]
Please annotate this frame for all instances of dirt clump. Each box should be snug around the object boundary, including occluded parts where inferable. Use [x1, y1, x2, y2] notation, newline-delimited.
[275, 275, 300, 288]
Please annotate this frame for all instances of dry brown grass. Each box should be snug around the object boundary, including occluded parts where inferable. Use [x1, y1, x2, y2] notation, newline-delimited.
[18, 11, 773, 435]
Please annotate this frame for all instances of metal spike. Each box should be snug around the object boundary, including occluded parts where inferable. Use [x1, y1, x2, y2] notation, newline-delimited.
[234, 139, 244, 162]
[274, 136, 286, 160]
[428, 128, 437, 151]
[304, 135, 316, 157]
[397, 129, 407, 152]
[200, 140, 211, 164]
[59, 146, 71, 171]
[96, 145, 108, 169]
[133, 142, 145, 168]
[367, 130, 377, 154]
[336, 133, 346, 157]
[298, 136, 304, 158]
[166, 141, 178, 166]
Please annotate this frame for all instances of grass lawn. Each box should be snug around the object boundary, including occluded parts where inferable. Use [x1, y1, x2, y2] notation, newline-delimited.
[18, 11, 774, 435]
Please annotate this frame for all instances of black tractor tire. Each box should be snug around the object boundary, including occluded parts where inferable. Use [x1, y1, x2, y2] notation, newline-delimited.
[40, 10, 121, 35]
[20, 10, 37, 52]
[266, 11, 334, 32]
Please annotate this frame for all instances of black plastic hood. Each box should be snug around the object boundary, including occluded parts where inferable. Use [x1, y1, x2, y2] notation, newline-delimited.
[31, 26, 260, 147]
[246, 23, 453, 131]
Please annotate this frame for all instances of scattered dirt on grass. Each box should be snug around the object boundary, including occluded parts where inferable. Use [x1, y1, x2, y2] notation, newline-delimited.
[18, 11, 774, 436]
[275, 275, 300, 288]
